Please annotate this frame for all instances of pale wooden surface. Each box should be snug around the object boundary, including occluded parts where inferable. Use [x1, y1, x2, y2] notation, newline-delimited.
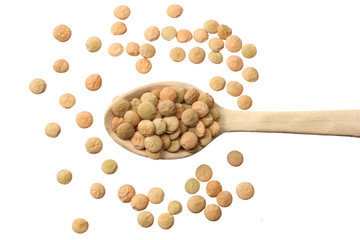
[105, 82, 360, 160]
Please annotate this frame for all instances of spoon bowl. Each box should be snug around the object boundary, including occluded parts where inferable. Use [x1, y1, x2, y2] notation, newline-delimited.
[105, 81, 360, 160]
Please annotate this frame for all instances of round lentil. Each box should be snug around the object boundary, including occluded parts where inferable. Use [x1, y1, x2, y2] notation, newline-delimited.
[241, 43, 257, 58]
[169, 47, 186, 62]
[210, 76, 226, 91]
[193, 28, 209, 43]
[59, 93, 76, 109]
[141, 92, 158, 105]
[108, 42, 124, 56]
[124, 111, 140, 127]
[204, 20, 219, 34]
[163, 116, 179, 133]
[187, 195, 206, 213]
[76, 111, 93, 128]
[138, 101, 157, 120]
[131, 194, 149, 211]
[29, 78, 46, 94]
[112, 98, 131, 117]
[168, 200, 182, 215]
[188, 47, 205, 64]
[208, 51, 223, 64]
[161, 26, 177, 41]
[86, 36, 102, 52]
[45, 122, 61, 138]
[195, 121, 206, 138]
[208, 121, 220, 137]
[53, 24, 71, 42]
[206, 180, 222, 197]
[167, 4, 183, 18]
[72, 218, 88, 234]
[131, 131, 145, 149]
[116, 123, 135, 140]
[137, 211, 154, 228]
[225, 35, 242, 52]
[185, 178, 200, 194]
[237, 95, 253, 110]
[114, 5, 130, 20]
[145, 135, 163, 153]
[148, 187, 165, 204]
[161, 134, 171, 150]
[198, 93, 214, 108]
[158, 213, 174, 229]
[112, 117, 125, 132]
[176, 29, 193, 43]
[57, 169, 72, 184]
[126, 42, 140, 56]
[138, 120, 155, 136]
[226, 81, 243, 97]
[90, 183, 105, 199]
[195, 164, 213, 182]
[181, 109, 199, 127]
[204, 204, 222, 221]
[139, 43, 156, 58]
[118, 184, 136, 203]
[135, 58, 152, 74]
[192, 101, 209, 118]
[85, 74, 102, 91]
[160, 87, 177, 102]
[53, 59, 69, 73]
[217, 24, 232, 40]
[85, 137, 103, 154]
[227, 150, 243, 167]
[226, 55, 243, 71]
[236, 182, 255, 200]
[158, 100, 176, 117]
[242, 67, 259, 82]
[208, 38, 224, 52]
[216, 191, 233, 207]
[111, 22, 127, 35]
[101, 159, 118, 174]
[184, 88, 200, 104]
[153, 118, 166, 135]
[167, 139, 181, 153]
[210, 108, 220, 121]
[144, 26, 160, 41]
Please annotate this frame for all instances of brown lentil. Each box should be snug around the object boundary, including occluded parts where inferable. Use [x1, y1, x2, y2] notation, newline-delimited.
[138, 120, 155, 136]
[193, 28, 209, 43]
[185, 178, 200, 194]
[101, 159, 118, 174]
[29, 78, 46, 94]
[108, 42, 124, 56]
[111, 22, 127, 35]
[131, 194, 149, 211]
[227, 150, 243, 167]
[187, 195, 206, 213]
[242, 67, 259, 82]
[147, 187, 165, 204]
[226, 55, 243, 71]
[208, 38, 224, 52]
[144, 26, 160, 42]
[57, 169, 72, 184]
[216, 191, 233, 207]
[204, 20, 219, 34]
[114, 5, 130, 20]
[118, 184, 136, 203]
[168, 200, 182, 215]
[208, 51, 223, 64]
[137, 211, 154, 228]
[72, 218, 89, 234]
[76, 111, 93, 128]
[85, 137, 103, 154]
[45, 122, 61, 138]
[85, 73, 102, 91]
[169, 47, 186, 62]
[206, 180, 222, 197]
[158, 213, 175, 229]
[90, 183, 105, 199]
[53, 59, 69, 73]
[136, 58, 152, 74]
[195, 164, 213, 182]
[176, 29, 193, 43]
[139, 43, 156, 58]
[237, 95, 253, 110]
[241, 43, 257, 58]
[225, 35, 242, 52]
[131, 131, 145, 150]
[161, 26, 177, 41]
[217, 24, 232, 40]
[53, 24, 71, 42]
[86, 36, 102, 52]
[188, 47, 205, 64]
[59, 93, 76, 109]
[126, 42, 140, 56]
[236, 182, 255, 200]
[204, 204, 222, 221]
[167, 4, 183, 18]
[210, 76, 226, 91]
[226, 81, 243, 97]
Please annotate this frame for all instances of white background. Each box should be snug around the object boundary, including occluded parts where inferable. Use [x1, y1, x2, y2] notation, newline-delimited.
[1, 0, 360, 239]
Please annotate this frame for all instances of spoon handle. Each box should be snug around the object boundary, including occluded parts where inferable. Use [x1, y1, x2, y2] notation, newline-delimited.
[219, 109, 360, 137]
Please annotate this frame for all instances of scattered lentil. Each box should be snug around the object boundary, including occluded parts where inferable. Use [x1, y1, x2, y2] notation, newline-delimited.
[168, 200, 182, 215]
[169, 47, 186, 62]
[176, 29, 192, 43]
[241, 43, 257, 58]
[144, 26, 160, 42]
[208, 51, 223, 64]
[45, 122, 61, 138]
[148, 187, 165, 204]
[195, 164, 213, 182]
[236, 182, 255, 200]
[53, 59, 69, 73]
[167, 4, 183, 18]
[118, 184, 136, 203]
[161, 26, 177, 41]
[242, 67, 259, 82]
[131, 194, 149, 211]
[59, 93, 76, 109]
[216, 191, 232, 207]
[108, 42, 124, 56]
[111, 22, 127, 35]
[185, 178, 200, 194]
[217, 24, 232, 40]
[158, 213, 174, 229]
[225, 35, 242, 52]
[206, 180, 222, 197]
[188, 47, 205, 64]
[193, 28, 209, 43]
[226, 55, 243, 71]
[114, 5, 130, 20]
[72, 218, 88, 234]
[29, 78, 46, 94]
[210, 76, 226, 91]
[187, 195, 206, 213]
[57, 169, 72, 184]
[139, 43, 156, 58]
[86, 36, 102, 52]
[76, 111, 93, 128]
[204, 20, 219, 34]
[85, 137, 103, 154]
[227, 150, 243, 167]
[208, 38, 224, 52]
[53, 24, 71, 42]
[226, 81, 243, 97]
[137, 211, 154, 228]
[101, 159, 118, 174]
[204, 204, 222, 221]
[135, 58, 152, 74]
[126, 42, 140, 56]
[90, 183, 105, 199]
[85, 73, 102, 91]
[237, 95, 253, 110]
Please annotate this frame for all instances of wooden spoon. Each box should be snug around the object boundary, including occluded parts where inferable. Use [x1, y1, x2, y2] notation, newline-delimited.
[104, 81, 360, 159]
